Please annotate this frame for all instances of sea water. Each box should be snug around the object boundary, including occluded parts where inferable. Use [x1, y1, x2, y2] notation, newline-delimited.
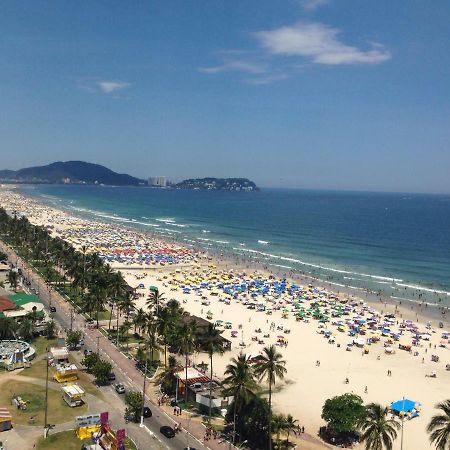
[18, 185, 450, 307]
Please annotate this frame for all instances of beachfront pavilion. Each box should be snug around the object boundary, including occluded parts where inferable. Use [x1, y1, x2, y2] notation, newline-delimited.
[2, 293, 45, 321]
[174, 366, 233, 415]
[181, 314, 232, 351]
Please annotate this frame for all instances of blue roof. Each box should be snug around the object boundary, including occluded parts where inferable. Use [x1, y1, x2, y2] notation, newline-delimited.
[391, 399, 416, 413]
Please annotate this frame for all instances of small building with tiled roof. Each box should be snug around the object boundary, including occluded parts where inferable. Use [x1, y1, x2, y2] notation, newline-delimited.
[3, 294, 45, 320]
[0, 296, 16, 313]
[174, 366, 233, 415]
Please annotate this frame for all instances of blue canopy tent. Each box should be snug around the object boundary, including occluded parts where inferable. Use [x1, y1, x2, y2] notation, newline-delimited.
[391, 399, 416, 414]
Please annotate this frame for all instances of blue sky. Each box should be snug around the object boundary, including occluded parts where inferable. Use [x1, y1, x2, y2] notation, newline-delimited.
[1, 0, 450, 193]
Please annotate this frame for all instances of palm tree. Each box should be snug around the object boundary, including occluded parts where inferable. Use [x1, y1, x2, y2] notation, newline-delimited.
[200, 323, 224, 423]
[359, 403, 400, 450]
[108, 272, 127, 331]
[157, 355, 182, 384]
[0, 317, 17, 339]
[166, 299, 183, 319]
[8, 269, 18, 291]
[133, 308, 147, 335]
[156, 306, 176, 367]
[89, 285, 107, 329]
[143, 322, 162, 372]
[254, 345, 287, 450]
[18, 317, 35, 341]
[45, 320, 57, 339]
[173, 320, 198, 404]
[115, 293, 135, 343]
[272, 414, 287, 449]
[427, 400, 450, 450]
[223, 353, 258, 444]
[284, 414, 299, 445]
[146, 290, 165, 314]
[119, 321, 132, 351]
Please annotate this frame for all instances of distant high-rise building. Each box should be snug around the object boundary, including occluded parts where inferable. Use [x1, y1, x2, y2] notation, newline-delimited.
[148, 176, 167, 187]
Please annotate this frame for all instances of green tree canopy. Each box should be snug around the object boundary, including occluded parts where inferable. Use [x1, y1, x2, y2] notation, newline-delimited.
[81, 352, 101, 373]
[66, 330, 83, 349]
[322, 393, 366, 434]
[125, 391, 144, 423]
[225, 395, 270, 449]
[92, 359, 113, 385]
[45, 320, 56, 339]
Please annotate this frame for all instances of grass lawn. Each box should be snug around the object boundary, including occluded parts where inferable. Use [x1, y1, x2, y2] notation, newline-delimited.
[36, 430, 137, 450]
[21, 359, 103, 399]
[77, 370, 104, 398]
[0, 380, 87, 425]
[32, 337, 58, 356]
[21, 359, 47, 379]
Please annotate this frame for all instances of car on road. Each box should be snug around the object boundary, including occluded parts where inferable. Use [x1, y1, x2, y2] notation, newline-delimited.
[114, 383, 125, 394]
[49, 306, 56, 313]
[160, 426, 176, 438]
[142, 406, 152, 418]
[107, 372, 116, 381]
[83, 349, 93, 356]
[184, 448, 197, 450]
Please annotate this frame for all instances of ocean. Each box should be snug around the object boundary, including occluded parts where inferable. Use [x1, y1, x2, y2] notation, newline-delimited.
[17, 184, 450, 307]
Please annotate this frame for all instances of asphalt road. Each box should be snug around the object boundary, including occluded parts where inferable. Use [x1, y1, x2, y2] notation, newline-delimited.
[2, 244, 214, 450]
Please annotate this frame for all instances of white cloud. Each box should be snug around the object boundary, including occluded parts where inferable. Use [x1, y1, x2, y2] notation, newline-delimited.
[245, 72, 291, 85]
[255, 22, 391, 65]
[199, 60, 267, 74]
[301, 0, 330, 11]
[97, 81, 130, 93]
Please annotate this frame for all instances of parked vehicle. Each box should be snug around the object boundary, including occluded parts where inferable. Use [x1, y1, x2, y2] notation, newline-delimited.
[107, 372, 116, 381]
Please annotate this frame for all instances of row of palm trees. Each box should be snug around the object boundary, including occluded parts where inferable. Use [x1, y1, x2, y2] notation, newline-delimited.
[0, 207, 135, 329]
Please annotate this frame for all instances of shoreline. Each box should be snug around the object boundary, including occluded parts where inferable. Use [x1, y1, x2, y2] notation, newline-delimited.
[13, 185, 450, 329]
[16, 184, 450, 310]
[2, 186, 450, 450]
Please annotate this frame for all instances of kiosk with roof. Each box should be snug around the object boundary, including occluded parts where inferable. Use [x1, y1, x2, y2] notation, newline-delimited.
[62, 384, 85, 407]
[54, 363, 79, 383]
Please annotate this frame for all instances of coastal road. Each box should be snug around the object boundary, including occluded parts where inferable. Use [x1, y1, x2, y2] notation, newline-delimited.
[1, 241, 231, 450]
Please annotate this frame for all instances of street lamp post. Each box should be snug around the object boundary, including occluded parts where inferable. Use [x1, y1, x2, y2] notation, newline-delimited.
[400, 396, 405, 450]
[44, 347, 49, 437]
[140, 355, 148, 427]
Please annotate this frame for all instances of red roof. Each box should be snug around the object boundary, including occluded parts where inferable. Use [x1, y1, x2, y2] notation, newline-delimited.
[0, 296, 16, 312]
[184, 376, 211, 385]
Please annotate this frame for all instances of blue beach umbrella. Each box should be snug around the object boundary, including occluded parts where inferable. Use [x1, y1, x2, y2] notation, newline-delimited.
[391, 399, 416, 414]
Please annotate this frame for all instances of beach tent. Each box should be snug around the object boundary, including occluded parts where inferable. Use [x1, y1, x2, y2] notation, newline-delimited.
[391, 399, 416, 414]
